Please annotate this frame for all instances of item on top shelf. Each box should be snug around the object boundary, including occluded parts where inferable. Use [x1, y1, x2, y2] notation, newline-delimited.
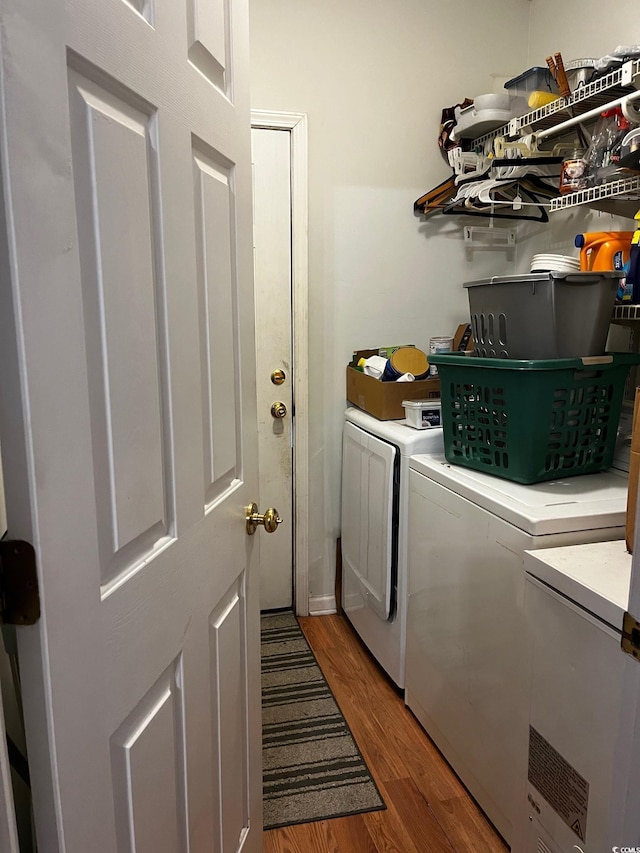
[505, 66, 558, 93]
[574, 230, 634, 272]
[564, 57, 598, 89]
[453, 93, 512, 139]
[465, 271, 620, 359]
[593, 44, 640, 73]
[527, 90, 560, 109]
[545, 53, 571, 99]
[428, 352, 640, 484]
[546, 51, 593, 149]
[583, 106, 632, 186]
[402, 399, 442, 430]
[505, 66, 557, 116]
[530, 253, 580, 272]
[438, 99, 473, 164]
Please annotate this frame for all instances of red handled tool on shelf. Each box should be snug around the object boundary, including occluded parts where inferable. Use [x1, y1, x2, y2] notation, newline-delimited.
[546, 51, 589, 148]
[546, 52, 571, 99]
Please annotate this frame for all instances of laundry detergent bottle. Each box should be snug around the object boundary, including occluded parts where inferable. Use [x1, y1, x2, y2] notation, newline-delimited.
[574, 230, 634, 272]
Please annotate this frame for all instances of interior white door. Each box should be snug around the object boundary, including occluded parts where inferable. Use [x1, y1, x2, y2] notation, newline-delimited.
[252, 128, 293, 611]
[0, 0, 263, 851]
[0, 436, 13, 847]
[624, 493, 640, 838]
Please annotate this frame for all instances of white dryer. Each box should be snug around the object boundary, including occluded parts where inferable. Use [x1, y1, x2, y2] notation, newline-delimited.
[340, 407, 443, 689]
[404, 409, 632, 845]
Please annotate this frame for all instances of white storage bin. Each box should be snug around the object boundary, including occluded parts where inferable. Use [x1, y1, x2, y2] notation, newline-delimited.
[402, 399, 442, 429]
[453, 93, 512, 139]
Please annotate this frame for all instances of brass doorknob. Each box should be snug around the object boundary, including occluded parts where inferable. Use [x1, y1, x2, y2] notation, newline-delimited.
[246, 503, 283, 535]
[271, 401, 287, 419]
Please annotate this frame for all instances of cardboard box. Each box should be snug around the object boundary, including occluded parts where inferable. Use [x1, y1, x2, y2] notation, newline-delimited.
[346, 365, 440, 420]
[350, 346, 412, 366]
[626, 387, 640, 553]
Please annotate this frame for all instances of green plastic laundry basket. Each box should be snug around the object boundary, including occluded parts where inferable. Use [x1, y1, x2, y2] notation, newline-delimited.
[428, 352, 640, 484]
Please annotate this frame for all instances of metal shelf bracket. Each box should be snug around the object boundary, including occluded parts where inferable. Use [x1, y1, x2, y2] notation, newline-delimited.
[463, 225, 516, 261]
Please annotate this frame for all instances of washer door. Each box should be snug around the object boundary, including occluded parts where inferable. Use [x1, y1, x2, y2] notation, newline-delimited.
[341, 421, 397, 621]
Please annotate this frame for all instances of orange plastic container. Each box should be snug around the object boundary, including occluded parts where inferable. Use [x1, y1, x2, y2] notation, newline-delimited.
[574, 231, 634, 271]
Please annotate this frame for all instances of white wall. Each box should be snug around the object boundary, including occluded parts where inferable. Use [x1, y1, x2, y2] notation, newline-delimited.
[249, 0, 640, 607]
[528, 1, 639, 65]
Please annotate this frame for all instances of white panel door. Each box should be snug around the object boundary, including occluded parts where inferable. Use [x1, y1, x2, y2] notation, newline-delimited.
[0, 0, 262, 851]
[252, 127, 293, 611]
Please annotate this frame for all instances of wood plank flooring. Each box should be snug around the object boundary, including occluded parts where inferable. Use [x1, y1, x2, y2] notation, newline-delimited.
[263, 613, 509, 853]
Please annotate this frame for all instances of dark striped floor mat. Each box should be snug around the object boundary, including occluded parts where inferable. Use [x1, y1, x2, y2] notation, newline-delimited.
[260, 611, 385, 830]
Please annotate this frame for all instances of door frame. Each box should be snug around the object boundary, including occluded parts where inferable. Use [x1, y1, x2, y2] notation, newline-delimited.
[250, 110, 309, 616]
[0, 683, 19, 853]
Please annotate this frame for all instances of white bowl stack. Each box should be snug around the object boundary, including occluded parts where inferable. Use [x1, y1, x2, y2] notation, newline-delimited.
[530, 253, 581, 273]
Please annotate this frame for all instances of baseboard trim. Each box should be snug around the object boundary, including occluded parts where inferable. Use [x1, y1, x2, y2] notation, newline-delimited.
[308, 594, 337, 616]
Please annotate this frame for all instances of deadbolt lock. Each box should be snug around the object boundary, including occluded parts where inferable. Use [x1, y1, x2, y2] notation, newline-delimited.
[246, 503, 283, 535]
[271, 369, 286, 386]
[271, 401, 287, 419]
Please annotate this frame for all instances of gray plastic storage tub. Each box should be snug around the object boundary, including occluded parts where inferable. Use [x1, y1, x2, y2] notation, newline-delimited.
[465, 271, 621, 359]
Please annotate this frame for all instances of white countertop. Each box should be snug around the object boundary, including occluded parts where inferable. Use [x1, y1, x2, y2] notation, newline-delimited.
[524, 540, 632, 629]
[345, 407, 444, 455]
[410, 453, 629, 536]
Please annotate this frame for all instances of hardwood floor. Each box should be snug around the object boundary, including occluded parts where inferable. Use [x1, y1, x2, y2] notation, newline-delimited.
[263, 613, 509, 853]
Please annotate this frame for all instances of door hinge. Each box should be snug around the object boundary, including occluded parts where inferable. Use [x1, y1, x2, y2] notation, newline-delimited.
[622, 611, 640, 663]
[0, 540, 40, 625]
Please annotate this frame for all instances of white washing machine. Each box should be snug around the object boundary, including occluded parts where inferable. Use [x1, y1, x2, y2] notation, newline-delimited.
[404, 409, 633, 845]
[514, 541, 640, 853]
[340, 406, 443, 689]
